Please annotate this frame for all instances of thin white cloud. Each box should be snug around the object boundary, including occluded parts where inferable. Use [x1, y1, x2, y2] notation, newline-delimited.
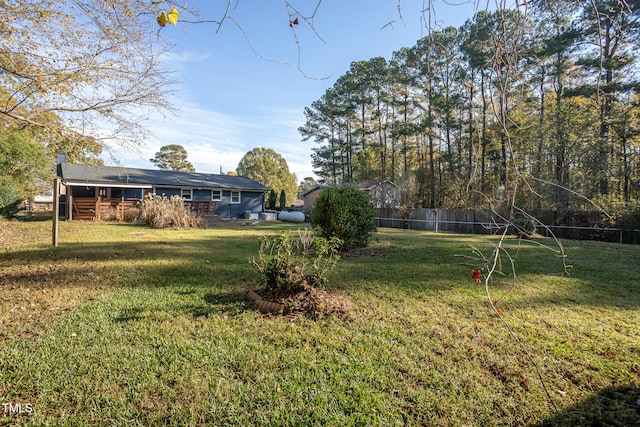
[163, 50, 212, 64]
[103, 101, 317, 179]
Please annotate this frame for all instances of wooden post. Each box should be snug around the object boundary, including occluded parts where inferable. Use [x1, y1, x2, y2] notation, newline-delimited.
[52, 178, 60, 247]
[67, 186, 73, 220]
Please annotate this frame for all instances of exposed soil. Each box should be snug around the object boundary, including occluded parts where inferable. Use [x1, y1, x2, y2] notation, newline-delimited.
[250, 284, 354, 321]
[246, 245, 391, 319]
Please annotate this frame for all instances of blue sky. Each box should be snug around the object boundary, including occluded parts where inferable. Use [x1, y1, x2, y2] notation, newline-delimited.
[107, 1, 480, 180]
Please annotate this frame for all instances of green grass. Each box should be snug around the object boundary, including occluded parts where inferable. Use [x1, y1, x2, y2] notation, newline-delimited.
[1, 220, 639, 426]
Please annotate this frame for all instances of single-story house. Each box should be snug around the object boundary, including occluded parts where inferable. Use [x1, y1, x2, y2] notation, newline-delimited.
[356, 180, 401, 208]
[57, 163, 269, 221]
[27, 193, 54, 211]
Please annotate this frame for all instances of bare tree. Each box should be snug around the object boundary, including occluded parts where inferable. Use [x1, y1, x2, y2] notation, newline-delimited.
[1, 0, 176, 148]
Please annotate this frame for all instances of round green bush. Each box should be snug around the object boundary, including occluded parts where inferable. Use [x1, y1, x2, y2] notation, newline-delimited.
[311, 186, 377, 251]
[508, 217, 536, 238]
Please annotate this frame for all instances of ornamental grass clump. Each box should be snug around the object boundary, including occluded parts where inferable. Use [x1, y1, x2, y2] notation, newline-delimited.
[139, 194, 202, 229]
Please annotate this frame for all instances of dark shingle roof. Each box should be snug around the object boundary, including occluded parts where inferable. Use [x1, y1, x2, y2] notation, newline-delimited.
[351, 180, 399, 190]
[58, 163, 269, 192]
[301, 185, 326, 197]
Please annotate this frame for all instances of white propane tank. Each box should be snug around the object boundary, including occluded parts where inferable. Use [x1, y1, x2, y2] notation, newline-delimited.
[278, 211, 305, 223]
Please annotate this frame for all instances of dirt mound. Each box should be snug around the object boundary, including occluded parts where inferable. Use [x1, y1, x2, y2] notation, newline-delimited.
[247, 285, 353, 320]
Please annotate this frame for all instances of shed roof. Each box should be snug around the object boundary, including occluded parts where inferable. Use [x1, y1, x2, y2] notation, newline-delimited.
[58, 163, 269, 192]
[353, 180, 400, 190]
[301, 185, 327, 197]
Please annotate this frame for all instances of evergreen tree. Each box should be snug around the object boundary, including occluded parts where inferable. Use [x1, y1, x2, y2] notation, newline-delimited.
[150, 145, 195, 172]
[279, 190, 287, 210]
[573, 0, 640, 196]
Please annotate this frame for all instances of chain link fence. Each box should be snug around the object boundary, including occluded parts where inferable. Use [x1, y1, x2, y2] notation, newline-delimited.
[375, 208, 640, 244]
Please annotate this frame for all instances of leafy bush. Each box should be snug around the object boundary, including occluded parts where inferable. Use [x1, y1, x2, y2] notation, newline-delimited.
[509, 217, 536, 238]
[139, 194, 202, 229]
[311, 186, 377, 251]
[0, 178, 22, 219]
[252, 229, 342, 293]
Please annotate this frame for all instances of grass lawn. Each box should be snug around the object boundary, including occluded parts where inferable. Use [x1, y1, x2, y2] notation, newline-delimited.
[1, 219, 639, 426]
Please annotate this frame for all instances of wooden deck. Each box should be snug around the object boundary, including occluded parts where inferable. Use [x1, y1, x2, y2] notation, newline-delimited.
[185, 200, 218, 216]
[71, 198, 140, 221]
[70, 198, 218, 221]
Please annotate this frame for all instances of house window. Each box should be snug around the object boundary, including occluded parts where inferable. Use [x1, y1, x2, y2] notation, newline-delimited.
[231, 191, 240, 204]
[182, 189, 192, 200]
[212, 190, 222, 201]
[98, 188, 108, 198]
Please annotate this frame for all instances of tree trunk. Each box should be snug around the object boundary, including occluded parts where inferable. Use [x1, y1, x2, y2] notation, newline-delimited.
[480, 70, 488, 192]
[468, 69, 475, 182]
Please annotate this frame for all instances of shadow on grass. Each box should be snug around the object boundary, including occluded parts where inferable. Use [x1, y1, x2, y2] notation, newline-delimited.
[1, 233, 260, 290]
[193, 292, 249, 317]
[3, 224, 639, 309]
[112, 292, 249, 323]
[536, 386, 640, 426]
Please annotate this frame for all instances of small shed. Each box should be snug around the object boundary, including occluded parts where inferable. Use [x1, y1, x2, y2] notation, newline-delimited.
[301, 185, 326, 213]
[57, 163, 269, 221]
[356, 180, 401, 208]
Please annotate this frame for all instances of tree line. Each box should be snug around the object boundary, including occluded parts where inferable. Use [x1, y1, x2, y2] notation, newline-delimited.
[299, 0, 640, 214]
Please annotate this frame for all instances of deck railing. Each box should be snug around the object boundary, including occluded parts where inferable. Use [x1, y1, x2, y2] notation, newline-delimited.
[70, 198, 218, 221]
[72, 198, 140, 221]
[184, 200, 217, 216]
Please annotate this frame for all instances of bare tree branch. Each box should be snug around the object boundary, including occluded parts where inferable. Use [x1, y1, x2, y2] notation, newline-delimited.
[1, 0, 176, 147]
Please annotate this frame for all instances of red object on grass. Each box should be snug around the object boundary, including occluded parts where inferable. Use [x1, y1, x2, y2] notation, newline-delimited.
[471, 270, 481, 282]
